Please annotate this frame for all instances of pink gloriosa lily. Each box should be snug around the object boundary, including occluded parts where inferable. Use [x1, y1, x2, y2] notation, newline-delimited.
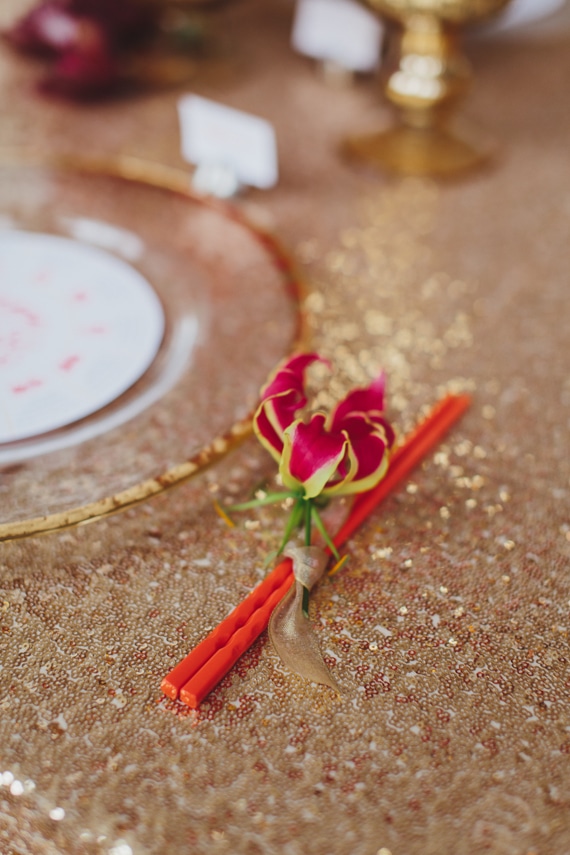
[254, 354, 395, 500]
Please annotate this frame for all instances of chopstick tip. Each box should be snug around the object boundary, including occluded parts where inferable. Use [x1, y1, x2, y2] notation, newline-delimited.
[180, 686, 200, 708]
[160, 678, 179, 700]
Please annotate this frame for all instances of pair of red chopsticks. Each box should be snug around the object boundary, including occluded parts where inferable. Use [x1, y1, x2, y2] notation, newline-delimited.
[161, 392, 471, 708]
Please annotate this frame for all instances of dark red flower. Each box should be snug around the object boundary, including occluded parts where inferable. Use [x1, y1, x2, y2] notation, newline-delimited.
[3, 0, 159, 100]
[40, 42, 120, 99]
[4, 1, 80, 56]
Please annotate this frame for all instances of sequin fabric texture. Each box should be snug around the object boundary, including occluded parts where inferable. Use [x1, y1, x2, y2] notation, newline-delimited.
[1, 2, 569, 853]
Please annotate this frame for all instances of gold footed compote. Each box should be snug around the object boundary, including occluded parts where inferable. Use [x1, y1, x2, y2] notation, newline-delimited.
[344, 0, 512, 176]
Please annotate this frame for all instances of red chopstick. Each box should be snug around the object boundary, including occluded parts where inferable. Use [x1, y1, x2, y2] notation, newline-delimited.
[160, 558, 293, 700]
[335, 392, 471, 546]
[161, 393, 471, 707]
[179, 574, 293, 707]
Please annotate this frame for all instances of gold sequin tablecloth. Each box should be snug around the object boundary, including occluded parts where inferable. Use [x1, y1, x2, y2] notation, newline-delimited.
[1, 3, 570, 853]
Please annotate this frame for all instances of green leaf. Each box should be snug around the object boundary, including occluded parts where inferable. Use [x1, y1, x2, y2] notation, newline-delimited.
[277, 499, 305, 555]
[312, 505, 340, 560]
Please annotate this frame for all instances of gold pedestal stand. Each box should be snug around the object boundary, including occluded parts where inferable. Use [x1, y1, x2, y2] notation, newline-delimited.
[345, 2, 511, 177]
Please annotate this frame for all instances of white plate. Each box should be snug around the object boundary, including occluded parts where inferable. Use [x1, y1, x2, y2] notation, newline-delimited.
[0, 231, 166, 449]
[0, 156, 302, 538]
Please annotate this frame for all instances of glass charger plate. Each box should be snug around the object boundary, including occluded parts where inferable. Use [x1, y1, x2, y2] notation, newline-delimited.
[0, 154, 304, 541]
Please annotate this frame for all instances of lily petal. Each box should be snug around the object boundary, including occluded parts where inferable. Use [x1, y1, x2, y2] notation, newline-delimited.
[260, 353, 320, 409]
[254, 353, 321, 458]
[254, 389, 301, 461]
[330, 373, 387, 429]
[280, 414, 347, 499]
[326, 435, 390, 496]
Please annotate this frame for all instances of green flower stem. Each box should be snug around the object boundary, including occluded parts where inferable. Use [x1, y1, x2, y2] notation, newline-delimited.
[228, 491, 296, 512]
[312, 504, 340, 561]
[277, 498, 305, 556]
[304, 500, 312, 548]
[229, 488, 339, 620]
[302, 500, 312, 618]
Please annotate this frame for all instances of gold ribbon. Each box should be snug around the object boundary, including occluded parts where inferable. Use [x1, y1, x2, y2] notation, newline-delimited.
[268, 544, 341, 694]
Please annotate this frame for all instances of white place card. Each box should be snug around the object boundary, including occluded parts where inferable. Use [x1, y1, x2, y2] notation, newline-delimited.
[292, 0, 383, 73]
[178, 95, 278, 191]
[0, 231, 164, 445]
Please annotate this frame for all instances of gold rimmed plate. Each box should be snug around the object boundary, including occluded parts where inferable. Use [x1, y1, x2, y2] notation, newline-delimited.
[0, 154, 305, 540]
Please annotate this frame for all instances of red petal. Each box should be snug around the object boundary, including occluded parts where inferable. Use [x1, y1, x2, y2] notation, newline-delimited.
[253, 402, 284, 460]
[330, 373, 386, 428]
[281, 414, 347, 499]
[253, 353, 321, 460]
[259, 353, 321, 437]
[343, 422, 389, 481]
[324, 414, 392, 495]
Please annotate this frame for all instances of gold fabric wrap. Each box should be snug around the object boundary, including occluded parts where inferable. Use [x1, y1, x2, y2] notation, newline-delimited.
[269, 545, 341, 694]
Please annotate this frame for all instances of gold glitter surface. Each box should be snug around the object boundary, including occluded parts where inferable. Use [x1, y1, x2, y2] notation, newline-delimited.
[1, 1, 570, 854]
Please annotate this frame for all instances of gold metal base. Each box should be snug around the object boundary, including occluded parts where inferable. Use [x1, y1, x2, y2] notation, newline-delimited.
[343, 120, 494, 177]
